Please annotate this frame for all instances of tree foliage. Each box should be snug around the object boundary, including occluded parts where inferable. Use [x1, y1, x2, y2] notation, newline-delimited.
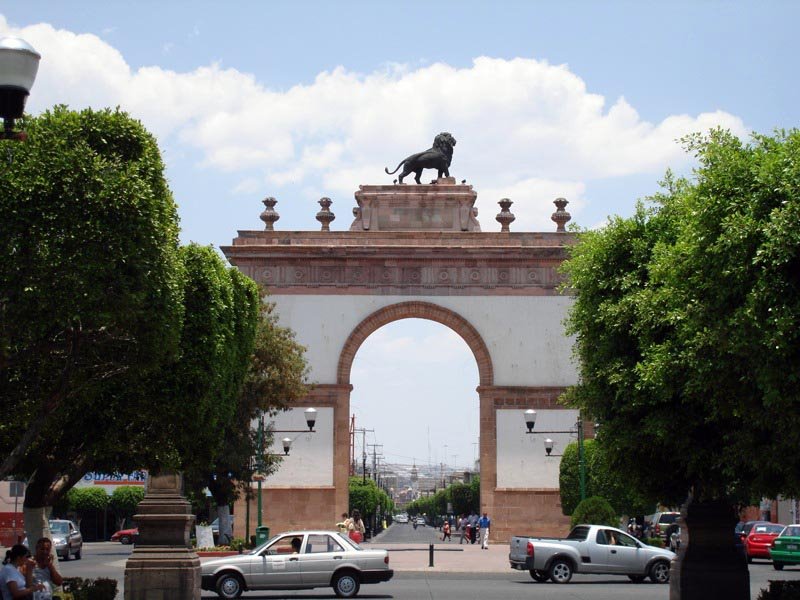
[67, 487, 109, 514]
[405, 475, 480, 517]
[0, 107, 183, 483]
[570, 496, 618, 528]
[349, 477, 393, 523]
[562, 129, 800, 506]
[205, 299, 311, 508]
[559, 439, 652, 516]
[109, 486, 145, 528]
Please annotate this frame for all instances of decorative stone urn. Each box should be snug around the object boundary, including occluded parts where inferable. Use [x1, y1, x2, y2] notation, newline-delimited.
[551, 197, 571, 232]
[495, 198, 515, 232]
[260, 196, 280, 231]
[124, 472, 200, 600]
[316, 197, 335, 231]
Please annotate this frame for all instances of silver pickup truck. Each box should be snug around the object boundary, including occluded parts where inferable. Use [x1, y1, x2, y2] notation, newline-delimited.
[509, 524, 674, 584]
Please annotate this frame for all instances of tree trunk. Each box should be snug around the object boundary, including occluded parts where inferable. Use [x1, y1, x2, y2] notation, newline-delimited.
[670, 496, 749, 600]
[216, 504, 233, 545]
[23, 505, 52, 550]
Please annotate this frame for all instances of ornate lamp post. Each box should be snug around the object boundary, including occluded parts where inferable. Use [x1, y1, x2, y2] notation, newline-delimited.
[0, 37, 40, 140]
[524, 409, 586, 501]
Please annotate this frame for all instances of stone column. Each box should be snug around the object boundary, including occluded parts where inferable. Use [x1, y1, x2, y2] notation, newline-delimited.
[124, 472, 200, 600]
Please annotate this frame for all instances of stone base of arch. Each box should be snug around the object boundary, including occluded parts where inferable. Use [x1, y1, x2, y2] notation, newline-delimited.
[479, 385, 573, 542]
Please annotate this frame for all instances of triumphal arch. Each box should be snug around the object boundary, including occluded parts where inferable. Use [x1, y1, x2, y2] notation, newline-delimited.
[224, 176, 580, 542]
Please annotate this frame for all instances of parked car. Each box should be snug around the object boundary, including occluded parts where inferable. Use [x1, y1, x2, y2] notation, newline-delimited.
[49, 519, 83, 560]
[201, 530, 393, 598]
[647, 511, 680, 541]
[745, 522, 785, 562]
[509, 524, 674, 584]
[111, 527, 139, 544]
[769, 524, 800, 570]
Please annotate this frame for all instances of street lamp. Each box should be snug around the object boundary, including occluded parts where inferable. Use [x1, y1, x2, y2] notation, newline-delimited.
[523, 409, 586, 501]
[0, 37, 40, 140]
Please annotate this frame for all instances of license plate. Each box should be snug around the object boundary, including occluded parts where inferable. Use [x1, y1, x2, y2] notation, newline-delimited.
[787, 544, 797, 550]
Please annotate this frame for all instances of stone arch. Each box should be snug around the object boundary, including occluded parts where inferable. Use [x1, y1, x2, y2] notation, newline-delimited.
[336, 301, 494, 387]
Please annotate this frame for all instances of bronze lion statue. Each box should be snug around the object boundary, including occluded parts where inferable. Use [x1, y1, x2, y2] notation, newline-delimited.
[385, 132, 456, 184]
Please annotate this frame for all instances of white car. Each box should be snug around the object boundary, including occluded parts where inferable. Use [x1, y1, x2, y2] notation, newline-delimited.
[201, 530, 393, 598]
[394, 514, 409, 524]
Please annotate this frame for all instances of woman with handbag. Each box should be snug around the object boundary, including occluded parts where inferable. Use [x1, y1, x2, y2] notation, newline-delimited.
[349, 509, 366, 543]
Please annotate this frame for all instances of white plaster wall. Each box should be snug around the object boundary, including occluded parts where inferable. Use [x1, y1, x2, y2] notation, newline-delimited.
[255, 407, 333, 487]
[496, 408, 579, 488]
[268, 294, 577, 387]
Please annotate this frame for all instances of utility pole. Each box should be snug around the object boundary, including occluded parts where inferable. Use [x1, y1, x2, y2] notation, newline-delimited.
[353, 427, 373, 483]
[368, 444, 383, 482]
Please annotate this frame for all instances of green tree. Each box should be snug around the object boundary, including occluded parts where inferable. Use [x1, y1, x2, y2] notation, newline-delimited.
[205, 298, 310, 543]
[569, 496, 617, 529]
[109, 486, 145, 531]
[66, 487, 109, 529]
[0, 107, 184, 544]
[559, 439, 652, 517]
[562, 128, 800, 598]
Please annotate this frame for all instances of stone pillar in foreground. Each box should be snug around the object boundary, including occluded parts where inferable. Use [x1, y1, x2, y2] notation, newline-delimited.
[124, 472, 200, 600]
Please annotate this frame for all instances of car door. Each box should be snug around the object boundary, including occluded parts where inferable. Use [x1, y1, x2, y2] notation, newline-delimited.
[584, 529, 613, 573]
[299, 533, 348, 585]
[250, 534, 304, 588]
[605, 530, 648, 574]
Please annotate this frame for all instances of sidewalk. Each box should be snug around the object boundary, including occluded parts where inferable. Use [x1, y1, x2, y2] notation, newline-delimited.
[362, 540, 510, 573]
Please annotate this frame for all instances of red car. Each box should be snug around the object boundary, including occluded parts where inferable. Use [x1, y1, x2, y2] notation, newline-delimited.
[745, 522, 784, 562]
[110, 527, 138, 544]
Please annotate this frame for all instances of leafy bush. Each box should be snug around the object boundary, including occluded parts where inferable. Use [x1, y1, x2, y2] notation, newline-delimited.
[230, 537, 247, 552]
[757, 580, 800, 600]
[62, 577, 118, 600]
[570, 496, 618, 528]
[643, 537, 665, 548]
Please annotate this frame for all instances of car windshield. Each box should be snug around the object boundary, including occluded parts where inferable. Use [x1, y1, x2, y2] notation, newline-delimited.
[49, 522, 69, 534]
[781, 526, 800, 537]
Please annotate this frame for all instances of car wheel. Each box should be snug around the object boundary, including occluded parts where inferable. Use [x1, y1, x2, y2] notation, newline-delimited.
[628, 575, 646, 583]
[529, 569, 548, 582]
[333, 571, 361, 598]
[120, 535, 131, 545]
[75, 545, 81, 560]
[774, 562, 784, 571]
[549, 559, 573, 584]
[649, 560, 670, 584]
[62, 546, 70, 561]
[215, 573, 244, 599]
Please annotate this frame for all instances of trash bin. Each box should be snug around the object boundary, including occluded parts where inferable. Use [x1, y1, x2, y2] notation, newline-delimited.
[255, 526, 270, 546]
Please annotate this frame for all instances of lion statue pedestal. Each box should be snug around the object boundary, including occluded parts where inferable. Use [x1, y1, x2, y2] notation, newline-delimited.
[350, 180, 481, 232]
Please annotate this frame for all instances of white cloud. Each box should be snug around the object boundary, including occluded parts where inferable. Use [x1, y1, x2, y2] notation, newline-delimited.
[1, 16, 749, 227]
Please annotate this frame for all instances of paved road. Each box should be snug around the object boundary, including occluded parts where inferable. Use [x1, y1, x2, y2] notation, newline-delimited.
[46, 537, 800, 599]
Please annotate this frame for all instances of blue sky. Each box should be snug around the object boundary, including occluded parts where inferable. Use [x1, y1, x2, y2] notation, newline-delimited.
[3, 1, 797, 471]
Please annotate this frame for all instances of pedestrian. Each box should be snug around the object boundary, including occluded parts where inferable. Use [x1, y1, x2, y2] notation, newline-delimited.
[337, 512, 351, 534]
[458, 515, 468, 544]
[1, 544, 46, 600]
[479, 512, 491, 549]
[442, 520, 451, 542]
[32, 537, 63, 599]
[349, 509, 366, 543]
[469, 512, 478, 544]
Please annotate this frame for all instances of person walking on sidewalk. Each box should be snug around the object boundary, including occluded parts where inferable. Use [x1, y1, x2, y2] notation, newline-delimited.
[458, 515, 468, 544]
[468, 512, 478, 544]
[441, 520, 451, 542]
[479, 512, 491, 549]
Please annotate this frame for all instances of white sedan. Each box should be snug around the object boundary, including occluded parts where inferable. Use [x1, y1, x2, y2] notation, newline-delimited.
[200, 530, 393, 598]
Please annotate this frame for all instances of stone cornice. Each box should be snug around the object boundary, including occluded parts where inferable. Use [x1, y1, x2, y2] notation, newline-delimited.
[223, 231, 575, 295]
